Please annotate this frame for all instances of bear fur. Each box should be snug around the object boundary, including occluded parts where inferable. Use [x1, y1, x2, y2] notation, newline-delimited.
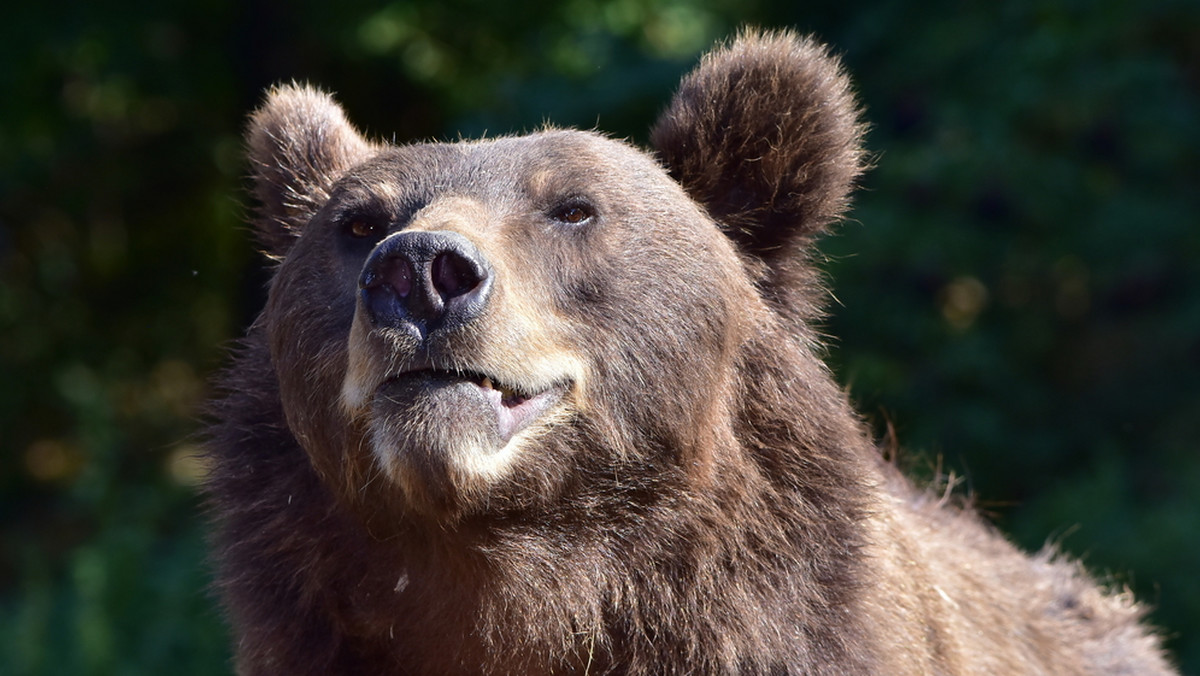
[204, 30, 1175, 675]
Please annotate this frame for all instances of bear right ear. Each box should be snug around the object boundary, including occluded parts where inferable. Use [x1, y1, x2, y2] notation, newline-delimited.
[651, 30, 866, 271]
[246, 84, 374, 259]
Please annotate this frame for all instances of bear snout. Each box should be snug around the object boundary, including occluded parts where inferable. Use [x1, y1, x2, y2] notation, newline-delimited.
[359, 230, 494, 338]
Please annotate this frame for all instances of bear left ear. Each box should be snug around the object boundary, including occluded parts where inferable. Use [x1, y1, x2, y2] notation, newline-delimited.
[246, 84, 375, 260]
[651, 30, 866, 267]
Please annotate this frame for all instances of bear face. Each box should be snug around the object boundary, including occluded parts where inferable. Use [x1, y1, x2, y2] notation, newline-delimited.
[262, 127, 758, 520]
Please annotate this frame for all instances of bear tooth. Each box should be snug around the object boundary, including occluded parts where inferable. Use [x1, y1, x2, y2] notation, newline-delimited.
[481, 376, 493, 389]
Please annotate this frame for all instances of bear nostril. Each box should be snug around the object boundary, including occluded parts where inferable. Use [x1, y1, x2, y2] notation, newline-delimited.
[430, 251, 482, 300]
[380, 257, 414, 298]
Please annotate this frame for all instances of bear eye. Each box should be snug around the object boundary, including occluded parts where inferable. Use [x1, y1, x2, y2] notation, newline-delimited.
[343, 218, 384, 240]
[549, 199, 596, 226]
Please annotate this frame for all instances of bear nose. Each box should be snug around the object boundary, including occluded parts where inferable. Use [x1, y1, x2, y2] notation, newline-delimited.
[359, 231, 493, 335]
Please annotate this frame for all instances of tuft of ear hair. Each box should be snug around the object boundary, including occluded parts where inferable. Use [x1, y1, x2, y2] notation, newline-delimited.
[651, 29, 866, 266]
[246, 84, 374, 259]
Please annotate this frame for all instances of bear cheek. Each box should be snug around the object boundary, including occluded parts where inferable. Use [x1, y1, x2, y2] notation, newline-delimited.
[265, 251, 368, 483]
[273, 338, 363, 489]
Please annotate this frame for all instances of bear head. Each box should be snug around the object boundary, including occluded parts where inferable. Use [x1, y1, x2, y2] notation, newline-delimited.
[245, 30, 865, 526]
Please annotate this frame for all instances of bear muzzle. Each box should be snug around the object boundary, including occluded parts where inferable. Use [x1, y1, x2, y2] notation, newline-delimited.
[339, 226, 585, 508]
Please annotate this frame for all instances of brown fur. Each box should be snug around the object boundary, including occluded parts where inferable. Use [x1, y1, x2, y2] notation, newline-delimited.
[204, 30, 1175, 675]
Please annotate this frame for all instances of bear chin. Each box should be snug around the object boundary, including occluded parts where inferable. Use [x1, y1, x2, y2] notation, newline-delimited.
[365, 369, 568, 509]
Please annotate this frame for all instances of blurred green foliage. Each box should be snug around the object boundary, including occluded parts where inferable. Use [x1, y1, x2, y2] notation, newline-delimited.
[1, 0, 1196, 673]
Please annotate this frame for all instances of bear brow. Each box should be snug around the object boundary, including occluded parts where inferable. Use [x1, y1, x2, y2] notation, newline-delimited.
[522, 161, 608, 200]
[329, 181, 429, 226]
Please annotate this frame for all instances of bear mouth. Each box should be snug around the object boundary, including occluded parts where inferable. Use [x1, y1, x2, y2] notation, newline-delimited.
[379, 368, 568, 448]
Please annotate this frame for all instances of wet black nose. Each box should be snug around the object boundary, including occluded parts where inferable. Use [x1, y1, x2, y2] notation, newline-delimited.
[360, 231, 493, 336]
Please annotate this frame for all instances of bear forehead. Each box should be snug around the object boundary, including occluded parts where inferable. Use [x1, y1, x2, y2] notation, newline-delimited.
[336, 129, 678, 209]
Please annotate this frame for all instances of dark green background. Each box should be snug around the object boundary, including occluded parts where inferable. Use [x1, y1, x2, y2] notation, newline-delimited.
[2, 1, 1196, 673]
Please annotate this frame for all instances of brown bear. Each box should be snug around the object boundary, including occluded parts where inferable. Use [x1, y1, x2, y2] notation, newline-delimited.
[204, 30, 1176, 675]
